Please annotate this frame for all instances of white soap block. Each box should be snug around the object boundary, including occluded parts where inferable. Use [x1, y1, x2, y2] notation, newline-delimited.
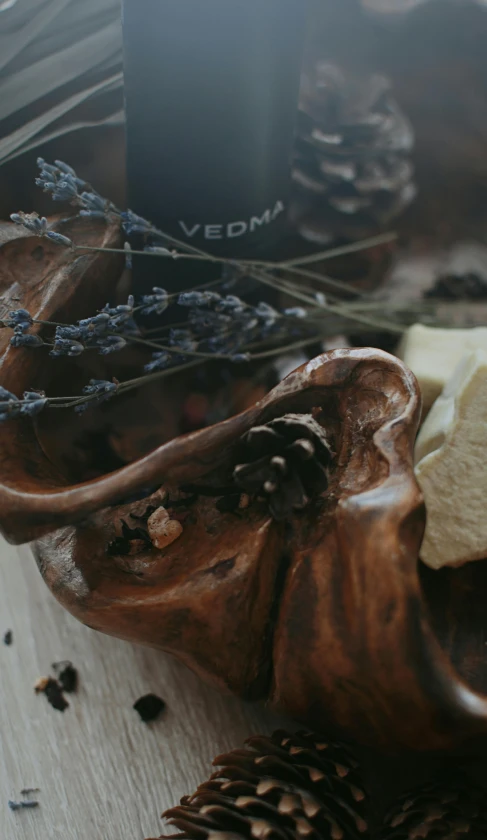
[415, 350, 487, 569]
[398, 324, 487, 413]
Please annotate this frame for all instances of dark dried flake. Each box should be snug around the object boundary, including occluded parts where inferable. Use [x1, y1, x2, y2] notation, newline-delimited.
[8, 800, 39, 812]
[52, 661, 78, 693]
[3, 629, 13, 645]
[35, 677, 69, 712]
[133, 693, 166, 723]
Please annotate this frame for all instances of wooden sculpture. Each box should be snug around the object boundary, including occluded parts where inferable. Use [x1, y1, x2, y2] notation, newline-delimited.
[1, 216, 487, 752]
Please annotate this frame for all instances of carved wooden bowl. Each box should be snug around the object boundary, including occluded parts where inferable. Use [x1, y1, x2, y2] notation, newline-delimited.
[1, 216, 487, 753]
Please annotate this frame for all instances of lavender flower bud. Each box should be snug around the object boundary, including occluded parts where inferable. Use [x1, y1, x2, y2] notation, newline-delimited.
[46, 231, 73, 248]
[178, 291, 221, 308]
[144, 351, 173, 373]
[0, 386, 19, 402]
[50, 177, 79, 202]
[82, 379, 119, 398]
[80, 192, 107, 214]
[284, 307, 307, 319]
[121, 210, 153, 236]
[215, 295, 245, 316]
[255, 301, 278, 326]
[10, 332, 44, 349]
[5, 309, 33, 331]
[74, 379, 119, 413]
[20, 392, 48, 417]
[144, 246, 172, 256]
[78, 210, 107, 220]
[97, 336, 127, 355]
[79, 313, 111, 336]
[37, 158, 59, 178]
[124, 242, 133, 270]
[169, 329, 197, 353]
[53, 160, 77, 177]
[56, 325, 83, 341]
[0, 387, 20, 422]
[140, 287, 169, 316]
[50, 338, 85, 357]
[10, 212, 48, 235]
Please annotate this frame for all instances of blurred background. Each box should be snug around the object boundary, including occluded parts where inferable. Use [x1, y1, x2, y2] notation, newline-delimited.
[2, 0, 487, 251]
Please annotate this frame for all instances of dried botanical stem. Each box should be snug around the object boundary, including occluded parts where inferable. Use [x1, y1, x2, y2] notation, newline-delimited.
[281, 231, 398, 268]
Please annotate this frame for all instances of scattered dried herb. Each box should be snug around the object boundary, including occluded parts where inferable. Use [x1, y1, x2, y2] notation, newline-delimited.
[133, 694, 166, 723]
[3, 629, 13, 645]
[52, 661, 78, 693]
[20, 789, 40, 796]
[8, 800, 39, 812]
[34, 677, 69, 712]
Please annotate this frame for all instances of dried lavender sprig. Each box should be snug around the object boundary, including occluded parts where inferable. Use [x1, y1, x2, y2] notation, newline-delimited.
[29, 159, 417, 335]
[252, 269, 406, 335]
[10, 212, 74, 248]
[0, 330, 339, 421]
[3, 285, 315, 364]
[281, 231, 398, 268]
[31, 158, 380, 303]
[0, 387, 47, 421]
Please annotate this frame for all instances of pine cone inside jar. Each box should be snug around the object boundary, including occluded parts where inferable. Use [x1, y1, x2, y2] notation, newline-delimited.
[163, 730, 370, 840]
[233, 414, 333, 522]
[380, 775, 487, 839]
[291, 62, 416, 244]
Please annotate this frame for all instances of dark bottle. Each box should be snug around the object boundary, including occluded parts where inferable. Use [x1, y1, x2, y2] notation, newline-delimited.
[122, 0, 306, 292]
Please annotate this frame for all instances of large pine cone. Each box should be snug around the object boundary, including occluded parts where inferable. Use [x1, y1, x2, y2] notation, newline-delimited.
[160, 731, 487, 840]
[233, 414, 333, 521]
[380, 776, 487, 839]
[291, 62, 416, 244]
[163, 730, 370, 840]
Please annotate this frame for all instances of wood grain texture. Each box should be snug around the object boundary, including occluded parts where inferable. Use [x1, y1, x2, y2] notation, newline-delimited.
[0, 540, 281, 840]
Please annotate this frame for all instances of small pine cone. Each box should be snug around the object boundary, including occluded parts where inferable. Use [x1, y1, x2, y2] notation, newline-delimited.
[291, 61, 416, 244]
[380, 776, 487, 839]
[163, 730, 370, 840]
[233, 414, 333, 521]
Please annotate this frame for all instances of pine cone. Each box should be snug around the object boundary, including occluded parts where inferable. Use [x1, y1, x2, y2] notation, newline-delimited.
[380, 776, 487, 839]
[163, 730, 370, 840]
[291, 62, 416, 244]
[233, 414, 333, 521]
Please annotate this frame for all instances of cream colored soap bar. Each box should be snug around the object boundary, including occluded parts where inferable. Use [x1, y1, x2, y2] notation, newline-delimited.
[398, 324, 487, 413]
[415, 350, 487, 569]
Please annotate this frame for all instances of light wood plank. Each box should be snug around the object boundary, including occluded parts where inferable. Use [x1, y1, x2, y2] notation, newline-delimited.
[0, 542, 283, 840]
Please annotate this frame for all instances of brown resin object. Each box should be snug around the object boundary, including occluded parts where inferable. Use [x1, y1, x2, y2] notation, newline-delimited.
[1, 217, 487, 751]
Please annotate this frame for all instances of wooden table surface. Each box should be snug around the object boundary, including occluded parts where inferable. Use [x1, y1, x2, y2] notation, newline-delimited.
[0, 541, 283, 840]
